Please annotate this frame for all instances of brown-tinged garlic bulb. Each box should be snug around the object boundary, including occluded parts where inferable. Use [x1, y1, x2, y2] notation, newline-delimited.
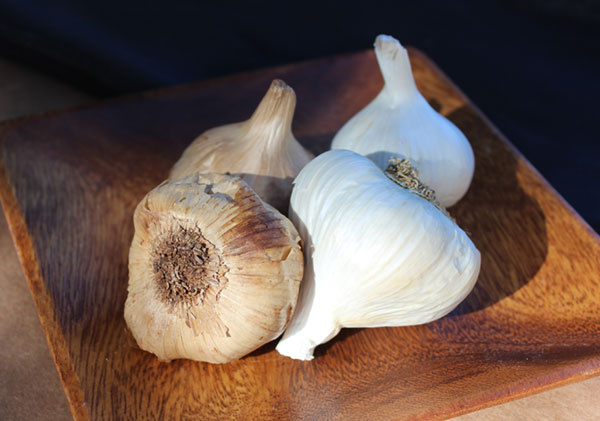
[169, 79, 314, 213]
[125, 173, 304, 363]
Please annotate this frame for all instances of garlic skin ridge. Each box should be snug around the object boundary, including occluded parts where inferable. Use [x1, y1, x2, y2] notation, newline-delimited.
[276, 150, 480, 361]
[331, 34, 475, 207]
[169, 79, 314, 213]
[125, 173, 304, 363]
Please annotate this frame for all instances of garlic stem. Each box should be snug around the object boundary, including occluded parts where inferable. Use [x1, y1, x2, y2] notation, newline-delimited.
[375, 35, 418, 105]
[245, 79, 295, 146]
[275, 318, 340, 361]
[275, 289, 341, 361]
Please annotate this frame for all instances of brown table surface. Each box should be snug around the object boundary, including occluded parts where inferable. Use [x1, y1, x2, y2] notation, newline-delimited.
[0, 56, 598, 421]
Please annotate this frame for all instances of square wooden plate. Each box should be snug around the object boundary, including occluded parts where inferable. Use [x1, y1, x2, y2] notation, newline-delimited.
[1, 49, 599, 420]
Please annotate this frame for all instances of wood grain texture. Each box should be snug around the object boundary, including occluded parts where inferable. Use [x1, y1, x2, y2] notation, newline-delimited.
[0, 49, 599, 420]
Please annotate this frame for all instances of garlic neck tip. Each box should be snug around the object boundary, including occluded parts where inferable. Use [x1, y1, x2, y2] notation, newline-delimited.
[374, 34, 404, 54]
[247, 79, 296, 135]
[261, 79, 296, 108]
[276, 338, 315, 361]
[270, 79, 295, 95]
[373, 34, 418, 98]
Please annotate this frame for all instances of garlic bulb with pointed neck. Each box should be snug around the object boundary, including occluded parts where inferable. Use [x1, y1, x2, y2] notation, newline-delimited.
[331, 35, 475, 207]
[125, 173, 303, 363]
[169, 79, 313, 213]
[276, 150, 480, 361]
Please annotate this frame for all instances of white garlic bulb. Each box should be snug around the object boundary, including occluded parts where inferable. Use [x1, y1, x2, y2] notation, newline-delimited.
[331, 34, 475, 207]
[125, 173, 304, 363]
[170, 79, 313, 213]
[276, 150, 480, 361]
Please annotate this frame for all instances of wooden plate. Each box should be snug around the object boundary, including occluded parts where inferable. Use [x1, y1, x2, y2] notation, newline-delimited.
[1, 49, 599, 420]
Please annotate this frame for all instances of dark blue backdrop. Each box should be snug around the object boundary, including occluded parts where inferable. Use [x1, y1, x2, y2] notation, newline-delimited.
[1, 0, 598, 232]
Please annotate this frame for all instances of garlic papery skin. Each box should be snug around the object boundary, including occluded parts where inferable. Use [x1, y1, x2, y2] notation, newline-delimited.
[169, 79, 313, 213]
[125, 173, 303, 363]
[330, 34, 475, 207]
[276, 150, 480, 361]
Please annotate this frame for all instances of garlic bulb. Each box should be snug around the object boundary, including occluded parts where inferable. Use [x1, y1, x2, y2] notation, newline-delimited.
[331, 34, 475, 207]
[125, 173, 303, 363]
[169, 79, 313, 213]
[276, 150, 480, 361]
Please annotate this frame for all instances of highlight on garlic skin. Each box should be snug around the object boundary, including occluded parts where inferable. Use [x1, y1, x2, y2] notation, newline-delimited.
[125, 173, 304, 363]
[169, 79, 314, 213]
[331, 34, 475, 207]
[276, 150, 480, 361]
